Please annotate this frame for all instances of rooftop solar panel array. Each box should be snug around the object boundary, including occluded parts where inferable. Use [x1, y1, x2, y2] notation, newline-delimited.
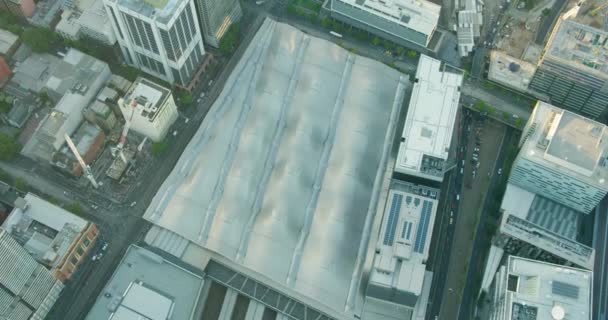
[383, 194, 403, 246]
[414, 200, 433, 253]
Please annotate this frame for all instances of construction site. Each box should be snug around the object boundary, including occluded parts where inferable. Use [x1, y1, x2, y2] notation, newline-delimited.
[493, 0, 608, 60]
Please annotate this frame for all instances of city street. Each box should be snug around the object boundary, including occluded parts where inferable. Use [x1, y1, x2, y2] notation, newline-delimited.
[434, 113, 510, 320]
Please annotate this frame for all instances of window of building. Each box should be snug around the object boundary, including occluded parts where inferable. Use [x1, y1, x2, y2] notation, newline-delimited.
[83, 238, 91, 247]
[70, 256, 79, 266]
[77, 247, 85, 257]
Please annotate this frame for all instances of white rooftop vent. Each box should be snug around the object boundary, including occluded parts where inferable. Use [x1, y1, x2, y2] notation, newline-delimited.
[551, 305, 565, 320]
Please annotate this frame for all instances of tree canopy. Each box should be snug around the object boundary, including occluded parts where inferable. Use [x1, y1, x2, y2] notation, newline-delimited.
[0, 134, 20, 161]
[22, 28, 58, 53]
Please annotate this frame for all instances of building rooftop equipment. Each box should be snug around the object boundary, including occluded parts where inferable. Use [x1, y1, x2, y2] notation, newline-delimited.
[395, 54, 463, 182]
[86, 245, 205, 320]
[0, 28, 19, 56]
[123, 77, 171, 122]
[143, 18, 407, 316]
[518, 101, 608, 190]
[491, 255, 592, 320]
[499, 183, 594, 269]
[367, 181, 438, 313]
[1, 193, 89, 270]
[543, 19, 608, 80]
[333, 0, 441, 44]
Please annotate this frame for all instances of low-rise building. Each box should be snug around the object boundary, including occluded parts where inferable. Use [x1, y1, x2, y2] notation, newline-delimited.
[0, 56, 11, 87]
[84, 100, 117, 131]
[6, 98, 34, 128]
[488, 256, 592, 320]
[15, 49, 111, 162]
[0, 28, 20, 58]
[324, 0, 441, 51]
[364, 181, 438, 320]
[55, 0, 116, 45]
[0, 0, 36, 17]
[456, 0, 482, 57]
[2, 193, 100, 283]
[0, 229, 64, 320]
[395, 55, 463, 183]
[53, 121, 106, 176]
[118, 77, 178, 142]
[86, 245, 205, 320]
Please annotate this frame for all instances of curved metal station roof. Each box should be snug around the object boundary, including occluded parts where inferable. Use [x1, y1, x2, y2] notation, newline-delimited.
[144, 18, 408, 313]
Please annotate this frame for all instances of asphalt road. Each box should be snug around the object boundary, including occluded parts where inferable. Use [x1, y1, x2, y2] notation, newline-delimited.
[426, 106, 469, 319]
[435, 115, 509, 320]
[592, 196, 608, 320]
[456, 127, 515, 320]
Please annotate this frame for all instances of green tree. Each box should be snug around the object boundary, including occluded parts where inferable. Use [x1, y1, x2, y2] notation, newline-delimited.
[151, 141, 169, 157]
[321, 18, 332, 29]
[542, 8, 551, 16]
[14, 177, 28, 191]
[0, 134, 20, 161]
[287, 4, 297, 15]
[0, 168, 8, 182]
[66, 203, 85, 216]
[219, 23, 241, 55]
[372, 37, 381, 46]
[395, 46, 405, 57]
[307, 13, 319, 24]
[406, 50, 419, 58]
[354, 30, 368, 41]
[516, 118, 524, 128]
[475, 101, 488, 112]
[22, 28, 58, 53]
[502, 111, 509, 120]
[180, 92, 193, 106]
[0, 12, 18, 29]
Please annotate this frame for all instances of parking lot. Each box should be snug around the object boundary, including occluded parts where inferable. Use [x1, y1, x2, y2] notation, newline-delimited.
[437, 109, 508, 319]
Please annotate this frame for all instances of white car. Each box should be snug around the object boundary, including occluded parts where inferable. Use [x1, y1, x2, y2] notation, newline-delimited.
[498, 168, 503, 175]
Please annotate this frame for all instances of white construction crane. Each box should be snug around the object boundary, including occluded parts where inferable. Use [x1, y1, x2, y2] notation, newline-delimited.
[114, 100, 137, 163]
[64, 133, 99, 188]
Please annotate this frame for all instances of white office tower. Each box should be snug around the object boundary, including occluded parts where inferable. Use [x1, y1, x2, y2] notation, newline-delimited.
[510, 101, 608, 213]
[0, 229, 64, 320]
[118, 77, 178, 142]
[195, 0, 242, 47]
[488, 256, 592, 320]
[395, 55, 463, 183]
[364, 182, 438, 320]
[103, 0, 205, 85]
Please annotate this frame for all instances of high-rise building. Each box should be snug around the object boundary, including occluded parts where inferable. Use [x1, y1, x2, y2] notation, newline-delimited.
[488, 256, 592, 320]
[103, 0, 205, 86]
[118, 77, 178, 142]
[529, 19, 608, 119]
[324, 0, 441, 50]
[194, 0, 242, 48]
[0, 229, 64, 320]
[510, 101, 608, 213]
